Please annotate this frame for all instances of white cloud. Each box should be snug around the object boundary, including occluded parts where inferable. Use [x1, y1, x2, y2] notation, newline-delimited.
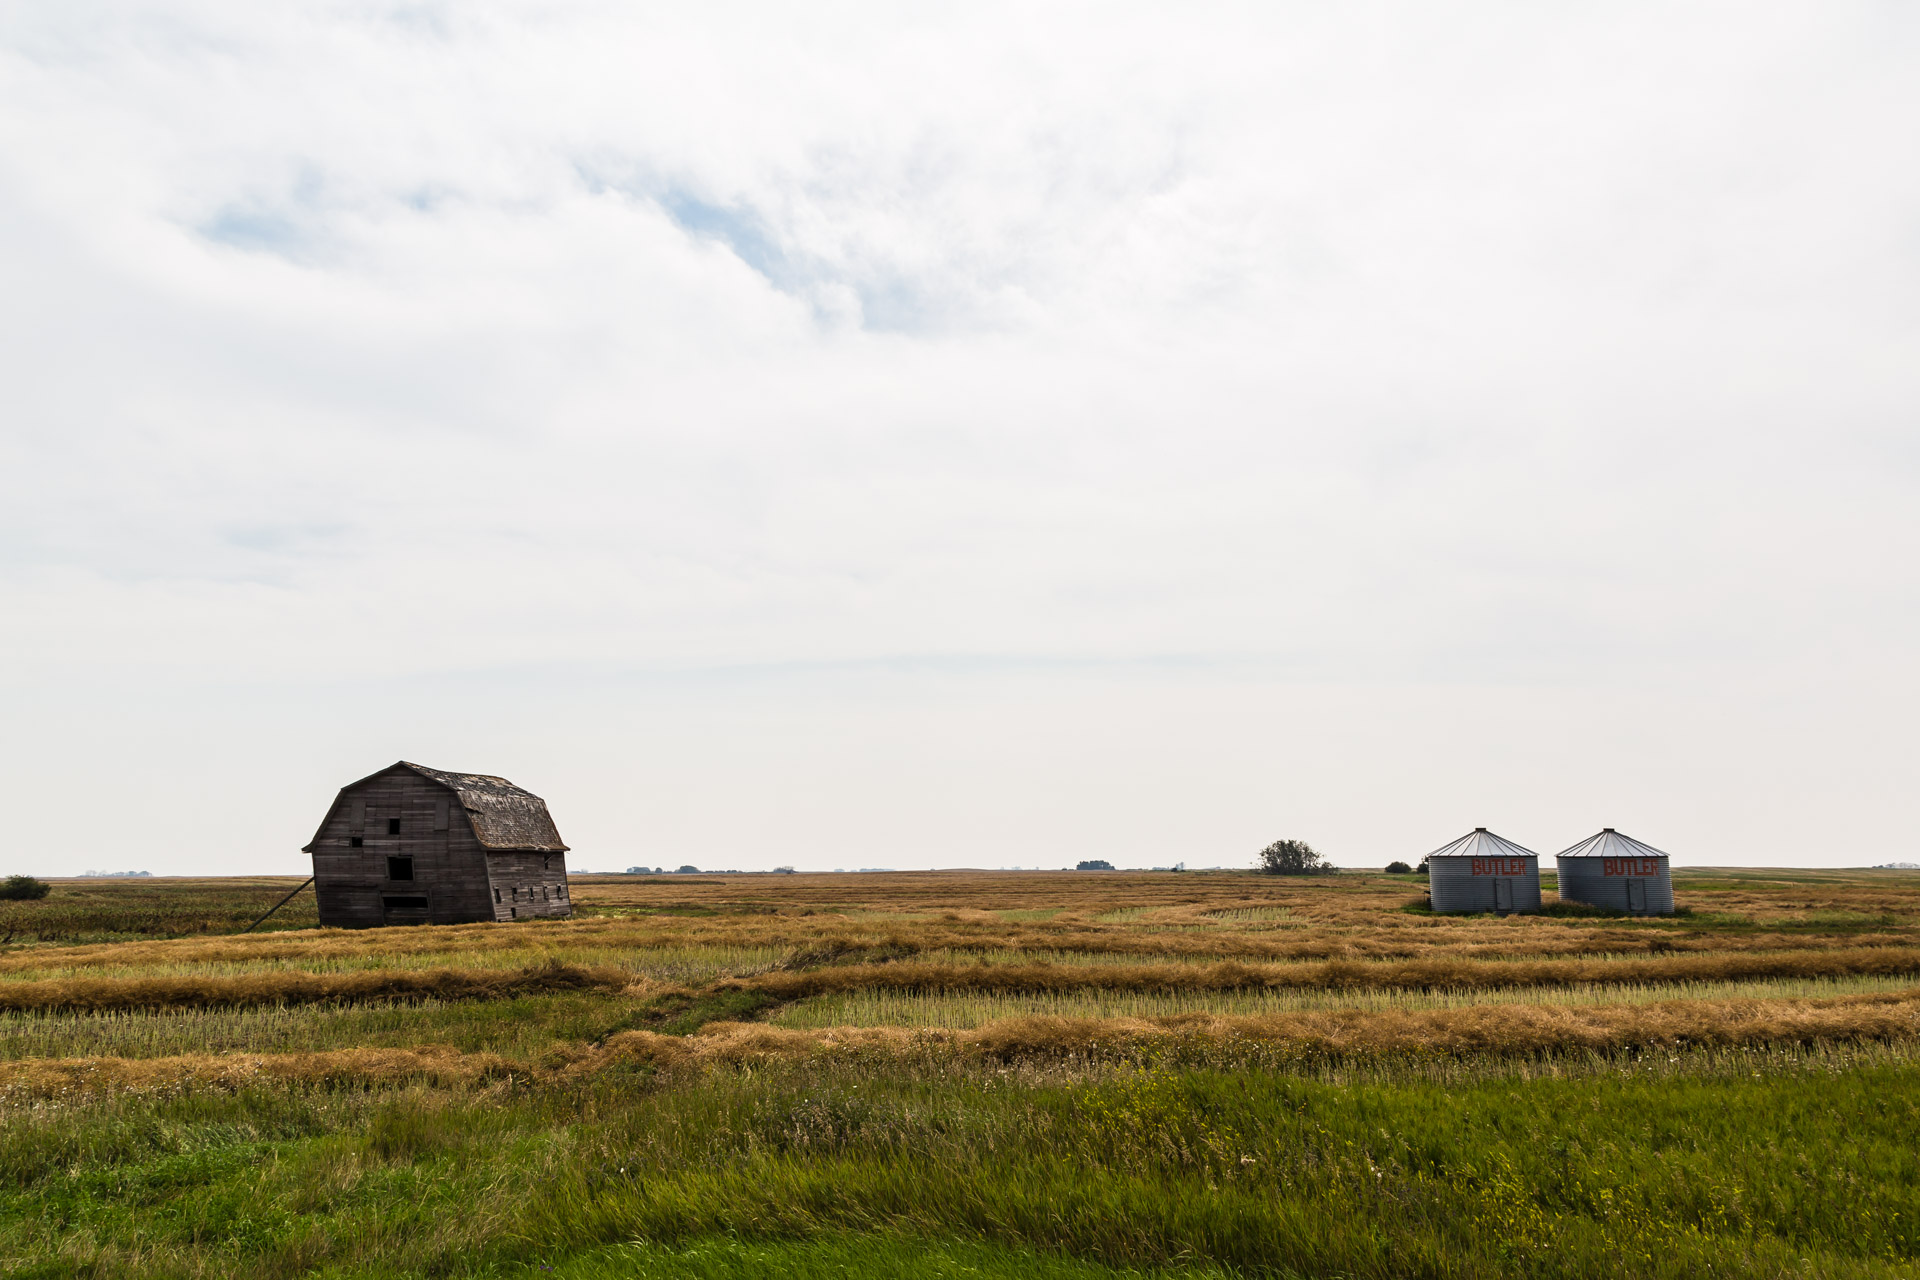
[1, 1, 1917, 871]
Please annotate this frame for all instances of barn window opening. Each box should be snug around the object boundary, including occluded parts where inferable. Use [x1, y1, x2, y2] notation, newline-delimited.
[387, 817, 402, 835]
[388, 856, 414, 882]
[349, 837, 364, 848]
[493, 888, 501, 903]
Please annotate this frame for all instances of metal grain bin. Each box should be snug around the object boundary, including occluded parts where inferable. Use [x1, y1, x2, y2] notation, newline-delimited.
[1554, 828, 1674, 915]
[1424, 828, 1542, 914]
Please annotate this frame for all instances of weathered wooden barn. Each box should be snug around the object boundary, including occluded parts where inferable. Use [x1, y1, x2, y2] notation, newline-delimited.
[303, 761, 572, 927]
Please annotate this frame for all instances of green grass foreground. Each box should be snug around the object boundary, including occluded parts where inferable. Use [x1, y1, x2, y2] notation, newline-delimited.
[3, 1049, 1918, 1279]
[544, 1235, 1229, 1278]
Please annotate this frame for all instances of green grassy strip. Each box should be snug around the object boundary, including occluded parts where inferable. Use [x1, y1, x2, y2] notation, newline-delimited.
[0, 991, 643, 1061]
[535, 1234, 1230, 1278]
[0, 962, 630, 1014]
[0, 881, 322, 944]
[535, 1061, 1920, 1279]
[0, 988, 788, 1064]
[1, 1050, 1917, 1277]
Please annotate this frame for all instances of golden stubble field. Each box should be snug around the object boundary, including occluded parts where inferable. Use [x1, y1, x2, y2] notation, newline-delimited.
[2, 866, 1918, 1096]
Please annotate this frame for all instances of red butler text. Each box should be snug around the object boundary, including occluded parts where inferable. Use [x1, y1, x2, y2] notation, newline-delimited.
[1471, 858, 1529, 876]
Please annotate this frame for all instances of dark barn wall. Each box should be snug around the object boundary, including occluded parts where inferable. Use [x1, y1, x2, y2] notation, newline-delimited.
[484, 850, 573, 921]
[311, 769, 495, 927]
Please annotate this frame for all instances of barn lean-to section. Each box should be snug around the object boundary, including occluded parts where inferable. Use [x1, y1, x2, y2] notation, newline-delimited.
[303, 762, 571, 927]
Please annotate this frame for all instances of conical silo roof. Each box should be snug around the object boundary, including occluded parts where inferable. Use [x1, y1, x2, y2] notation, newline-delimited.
[1424, 828, 1540, 860]
[1555, 829, 1669, 860]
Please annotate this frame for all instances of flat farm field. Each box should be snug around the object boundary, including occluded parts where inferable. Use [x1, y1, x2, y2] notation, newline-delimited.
[3, 867, 1919, 1279]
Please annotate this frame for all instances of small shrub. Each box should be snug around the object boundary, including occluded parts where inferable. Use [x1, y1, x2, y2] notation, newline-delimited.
[0, 876, 50, 901]
[1384, 861, 1413, 875]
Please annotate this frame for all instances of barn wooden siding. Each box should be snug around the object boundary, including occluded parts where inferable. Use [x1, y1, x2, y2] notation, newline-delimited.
[305, 763, 571, 928]
[484, 850, 574, 921]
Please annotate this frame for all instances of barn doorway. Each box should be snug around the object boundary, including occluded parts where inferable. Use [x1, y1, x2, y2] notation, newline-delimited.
[382, 895, 430, 925]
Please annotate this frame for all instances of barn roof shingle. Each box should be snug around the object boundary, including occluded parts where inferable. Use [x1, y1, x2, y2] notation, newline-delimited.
[303, 761, 569, 853]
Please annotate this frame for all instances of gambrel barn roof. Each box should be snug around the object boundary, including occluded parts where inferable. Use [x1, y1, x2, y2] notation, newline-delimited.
[302, 761, 569, 853]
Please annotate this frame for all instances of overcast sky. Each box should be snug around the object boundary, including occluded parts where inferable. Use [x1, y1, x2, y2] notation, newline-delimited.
[3, 2, 1917, 875]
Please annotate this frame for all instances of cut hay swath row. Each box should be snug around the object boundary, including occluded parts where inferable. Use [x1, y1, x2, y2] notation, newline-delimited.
[6, 948, 1920, 1013]
[725, 949, 1920, 1001]
[768, 973, 1920, 1029]
[5, 989, 1920, 1098]
[8, 907, 1917, 977]
[0, 943, 789, 985]
[8, 975, 1916, 1062]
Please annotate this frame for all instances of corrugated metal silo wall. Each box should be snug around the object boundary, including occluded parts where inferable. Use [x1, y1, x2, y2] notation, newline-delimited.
[1555, 856, 1674, 914]
[1429, 856, 1541, 913]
